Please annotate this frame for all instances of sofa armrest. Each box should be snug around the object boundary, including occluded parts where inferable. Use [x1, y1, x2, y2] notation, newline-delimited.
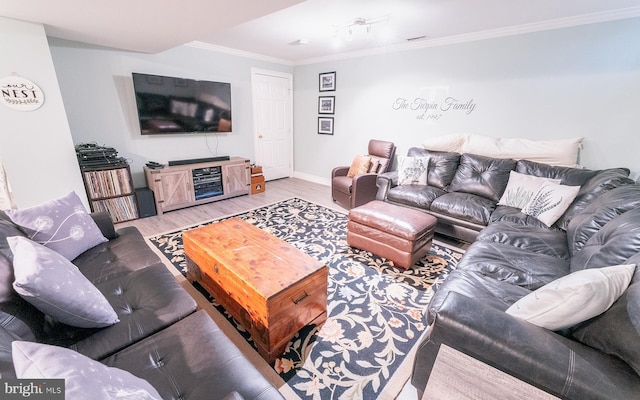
[331, 166, 349, 179]
[412, 291, 640, 400]
[375, 171, 397, 200]
[351, 173, 380, 208]
[90, 211, 117, 240]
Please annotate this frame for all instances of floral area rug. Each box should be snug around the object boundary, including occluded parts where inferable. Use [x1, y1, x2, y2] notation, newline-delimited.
[148, 198, 462, 400]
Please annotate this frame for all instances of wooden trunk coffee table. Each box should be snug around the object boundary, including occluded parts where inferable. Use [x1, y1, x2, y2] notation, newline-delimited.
[183, 218, 328, 362]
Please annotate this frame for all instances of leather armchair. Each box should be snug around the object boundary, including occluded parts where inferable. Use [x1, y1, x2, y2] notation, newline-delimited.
[331, 140, 396, 209]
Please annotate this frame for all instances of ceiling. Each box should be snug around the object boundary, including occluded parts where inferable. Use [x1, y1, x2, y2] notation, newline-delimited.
[2, 0, 640, 63]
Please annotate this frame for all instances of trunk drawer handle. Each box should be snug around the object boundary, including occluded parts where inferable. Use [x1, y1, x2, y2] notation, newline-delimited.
[293, 292, 309, 304]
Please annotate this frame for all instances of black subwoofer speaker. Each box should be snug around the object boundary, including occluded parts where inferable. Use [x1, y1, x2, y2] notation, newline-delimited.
[135, 187, 156, 218]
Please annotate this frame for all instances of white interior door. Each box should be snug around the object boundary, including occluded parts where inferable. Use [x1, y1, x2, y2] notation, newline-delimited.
[251, 69, 293, 181]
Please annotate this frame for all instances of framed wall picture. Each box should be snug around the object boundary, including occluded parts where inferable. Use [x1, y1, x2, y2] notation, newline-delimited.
[318, 117, 334, 135]
[318, 96, 335, 114]
[319, 71, 336, 91]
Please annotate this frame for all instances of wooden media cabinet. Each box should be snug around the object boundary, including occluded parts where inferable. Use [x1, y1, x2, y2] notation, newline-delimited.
[144, 157, 250, 215]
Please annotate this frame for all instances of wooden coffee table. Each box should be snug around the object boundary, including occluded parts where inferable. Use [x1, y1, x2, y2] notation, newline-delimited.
[183, 218, 328, 362]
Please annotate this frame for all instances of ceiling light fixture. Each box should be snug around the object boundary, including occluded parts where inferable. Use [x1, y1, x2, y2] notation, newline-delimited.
[333, 16, 389, 45]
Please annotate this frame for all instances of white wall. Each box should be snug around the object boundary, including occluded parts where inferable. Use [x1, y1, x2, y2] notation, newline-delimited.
[42, 17, 640, 193]
[49, 40, 293, 187]
[0, 17, 87, 208]
[293, 18, 640, 183]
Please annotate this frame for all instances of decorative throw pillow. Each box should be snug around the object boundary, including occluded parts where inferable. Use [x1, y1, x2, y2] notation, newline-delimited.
[397, 156, 429, 185]
[347, 155, 372, 178]
[506, 264, 635, 331]
[462, 134, 583, 167]
[497, 171, 561, 209]
[12, 341, 162, 400]
[521, 183, 580, 227]
[422, 133, 468, 153]
[8, 236, 119, 328]
[5, 191, 107, 260]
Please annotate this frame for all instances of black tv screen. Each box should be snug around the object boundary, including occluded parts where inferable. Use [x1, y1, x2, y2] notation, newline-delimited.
[132, 72, 232, 134]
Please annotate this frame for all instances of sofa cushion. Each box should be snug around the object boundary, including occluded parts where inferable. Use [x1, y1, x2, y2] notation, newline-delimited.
[8, 236, 119, 328]
[457, 241, 570, 290]
[0, 324, 18, 378]
[516, 159, 599, 186]
[448, 153, 516, 202]
[505, 264, 635, 331]
[556, 167, 633, 230]
[387, 185, 446, 209]
[397, 156, 429, 185]
[12, 341, 162, 400]
[489, 206, 557, 230]
[0, 233, 45, 342]
[475, 222, 570, 261]
[497, 171, 561, 209]
[101, 310, 284, 400]
[430, 192, 496, 226]
[566, 185, 640, 256]
[5, 191, 108, 260]
[570, 207, 640, 274]
[45, 264, 197, 360]
[407, 148, 460, 189]
[73, 226, 163, 284]
[521, 183, 580, 227]
[427, 269, 530, 324]
[572, 253, 640, 376]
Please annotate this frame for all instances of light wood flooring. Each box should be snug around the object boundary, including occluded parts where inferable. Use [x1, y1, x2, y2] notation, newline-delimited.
[118, 177, 342, 237]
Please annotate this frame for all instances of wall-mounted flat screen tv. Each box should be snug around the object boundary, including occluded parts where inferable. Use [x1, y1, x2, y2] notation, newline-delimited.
[132, 72, 232, 135]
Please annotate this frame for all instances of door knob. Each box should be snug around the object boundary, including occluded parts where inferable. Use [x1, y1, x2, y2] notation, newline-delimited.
[258, 135, 263, 139]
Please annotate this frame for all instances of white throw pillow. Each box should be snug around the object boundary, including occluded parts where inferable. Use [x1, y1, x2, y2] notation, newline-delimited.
[397, 156, 429, 185]
[521, 182, 580, 227]
[462, 134, 583, 167]
[497, 171, 561, 209]
[506, 264, 636, 331]
[422, 133, 468, 153]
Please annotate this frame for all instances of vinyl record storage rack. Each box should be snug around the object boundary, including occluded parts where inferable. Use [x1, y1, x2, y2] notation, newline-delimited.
[76, 144, 139, 223]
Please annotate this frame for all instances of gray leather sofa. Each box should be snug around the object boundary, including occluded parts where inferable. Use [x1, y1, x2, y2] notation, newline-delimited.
[0, 210, 283, 400]
[407, 158, 640, 399]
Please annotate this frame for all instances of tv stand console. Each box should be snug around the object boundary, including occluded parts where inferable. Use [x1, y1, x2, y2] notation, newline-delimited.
[144, 157, 250, 215]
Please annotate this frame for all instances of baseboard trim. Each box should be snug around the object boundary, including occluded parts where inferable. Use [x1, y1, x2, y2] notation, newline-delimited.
[292, 171, 330, 186]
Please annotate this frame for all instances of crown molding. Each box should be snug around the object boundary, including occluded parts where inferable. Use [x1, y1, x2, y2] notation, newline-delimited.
[295, 6, 640, 65]
[186, 7, 640, 67]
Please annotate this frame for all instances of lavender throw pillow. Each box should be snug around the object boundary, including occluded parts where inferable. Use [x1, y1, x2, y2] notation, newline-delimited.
[12, 341, 162, 400]
[8, 236, 119, 328]
[5, 191, 107, 260]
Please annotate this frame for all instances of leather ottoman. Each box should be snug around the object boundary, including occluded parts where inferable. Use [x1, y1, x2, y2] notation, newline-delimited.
[347, 200, 437, 269]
